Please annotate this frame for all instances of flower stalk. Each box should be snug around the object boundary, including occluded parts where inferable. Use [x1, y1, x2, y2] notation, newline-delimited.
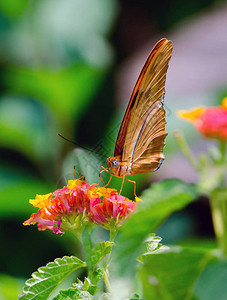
[177, 97, 227, 256]
[82, 227, 94, 282]
[210, 189, 227, 256]
[174, 130, 199, 171]
[103, 229, 118, 292]
[220, 141, 226, 163]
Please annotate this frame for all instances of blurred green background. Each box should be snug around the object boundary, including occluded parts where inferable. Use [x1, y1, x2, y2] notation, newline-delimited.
[0, 0, 227, 297]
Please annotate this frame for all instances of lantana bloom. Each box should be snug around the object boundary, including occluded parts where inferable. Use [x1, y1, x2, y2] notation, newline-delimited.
[24, 178, 137, 234]
[178, 97, 227, 141]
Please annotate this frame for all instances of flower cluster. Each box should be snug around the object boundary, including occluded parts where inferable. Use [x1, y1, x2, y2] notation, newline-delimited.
[178, 97, 227, 141]
[24, 179, 137, 235]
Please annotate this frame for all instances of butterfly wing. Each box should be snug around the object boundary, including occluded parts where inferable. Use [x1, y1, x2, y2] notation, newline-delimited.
[114, 38, 172, 173]
[126, 101, 167, 174]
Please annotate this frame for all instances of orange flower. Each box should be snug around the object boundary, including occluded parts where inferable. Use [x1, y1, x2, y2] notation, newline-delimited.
[178, 98, 227, 141]
[24, 178, 138, 234]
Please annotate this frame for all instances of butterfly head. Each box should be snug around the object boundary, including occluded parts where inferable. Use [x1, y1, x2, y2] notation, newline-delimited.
[106, 156, 121, 175]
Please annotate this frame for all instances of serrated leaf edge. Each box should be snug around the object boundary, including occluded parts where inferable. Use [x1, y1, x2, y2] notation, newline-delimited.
[19, 256, 86, 299]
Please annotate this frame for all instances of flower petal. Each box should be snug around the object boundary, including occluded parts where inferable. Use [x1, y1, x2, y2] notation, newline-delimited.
[24, 178, 137, 234]
[178, 98, 227, 142]
[177, 107, 205, 121]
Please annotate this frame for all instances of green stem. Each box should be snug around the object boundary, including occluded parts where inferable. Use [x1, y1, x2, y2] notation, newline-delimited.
[103, 269, 112, 293]
[103, 229, 118, 292]
[218, 141, 226, 188]
[110, 229, 118, 242]
[219, 141, 226, 163]
[64, 225, 82, 242]
[82, 226, 93, 280]
[210, 189, 227, 256]
[174, 130, 199, 171]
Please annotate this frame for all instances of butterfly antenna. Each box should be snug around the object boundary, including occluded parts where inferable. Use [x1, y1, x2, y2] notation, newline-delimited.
[57, 133, 77, 145]
[57, 133, 106, 159]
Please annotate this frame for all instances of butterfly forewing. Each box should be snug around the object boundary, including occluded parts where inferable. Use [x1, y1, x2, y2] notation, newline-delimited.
[114, 38, 172, 174]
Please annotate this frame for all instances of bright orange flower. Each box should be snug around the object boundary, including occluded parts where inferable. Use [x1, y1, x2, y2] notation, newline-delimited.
[178, 98, 227, 141]
[24, 178, 138, 235]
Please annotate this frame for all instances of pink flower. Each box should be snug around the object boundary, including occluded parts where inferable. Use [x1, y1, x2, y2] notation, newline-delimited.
[24, 179, 93, 235]
[24, 179, 138, 234]
[90, 194, 137, 230]
[178, 97, 227, 141]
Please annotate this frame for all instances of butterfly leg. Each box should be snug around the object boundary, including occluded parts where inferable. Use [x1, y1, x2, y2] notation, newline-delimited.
[98, 166, 109, 187]
[124, 177, 137, 197]
[74, 165, 84, 180]
[99, 166, 115, 187]
[119, 176, 125, 195]
[104, 173, 113, 188]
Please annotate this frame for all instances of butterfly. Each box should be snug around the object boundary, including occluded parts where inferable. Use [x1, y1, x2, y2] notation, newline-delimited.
[100, 38, 173, 195]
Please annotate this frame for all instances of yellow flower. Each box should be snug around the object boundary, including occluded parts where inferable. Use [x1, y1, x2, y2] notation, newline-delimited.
[177, 107, 205, 121]
[88, 186, 117, 199]
[221, 97, 227, 110]
[135, 196, 142, 202]
[29, 193, 52, 208]
[67, 179, 85, 189]
[177, 98, 227, 141]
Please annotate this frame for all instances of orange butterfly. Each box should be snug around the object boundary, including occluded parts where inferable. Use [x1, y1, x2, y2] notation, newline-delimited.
[100, 38, 173, 195]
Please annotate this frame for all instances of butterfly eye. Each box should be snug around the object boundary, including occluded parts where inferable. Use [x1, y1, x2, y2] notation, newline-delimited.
[112, 159, 119, 168]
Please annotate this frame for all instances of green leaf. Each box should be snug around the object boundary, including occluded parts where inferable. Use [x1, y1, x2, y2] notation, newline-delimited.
[75, 273, 103, 296]
[74, 272, 104, 296]
[0, 0, 117, 67]
[129, 294, 143, 300]
[138, 234, 166, 261]
[19, 256, 86, 300]
[0, 96, 59, 164]
[91, 241, 114, 267]
[139, 246, 217, 300]
[92, 268, 104, 285]
[0, 0, 27, 18]
[72, 149, 104, 184]
[193, 260, 227, 300]
[0, 178, 55, 218]
[5, 66, 105, 129]
[113, 179, 198, 275]
[0, 274, 24, 300]
[83, 277, 96, 295]
[53, 287, 93, 300]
